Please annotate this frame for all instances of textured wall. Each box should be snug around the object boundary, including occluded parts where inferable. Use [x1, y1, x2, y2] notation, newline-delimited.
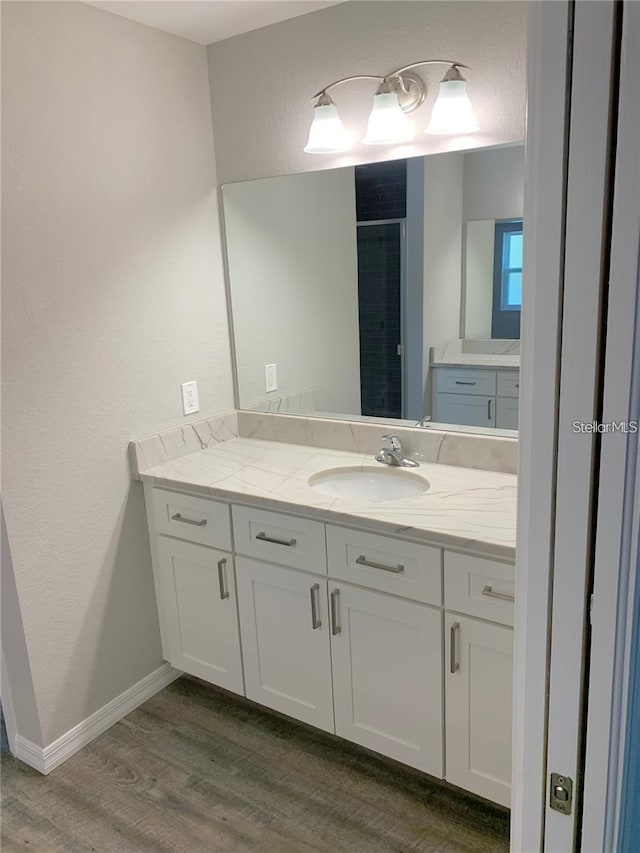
[1, 1, 234, 744]
[207, 1, 528, 184]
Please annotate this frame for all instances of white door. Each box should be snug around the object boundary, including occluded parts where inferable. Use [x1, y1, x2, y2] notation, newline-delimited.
[445, 613, 513, 808]
[579, 2, 640, 847]
[542, 3, 621, 850]
[329, 581, 443, 776]
[434, 393, 495, 428]
[157, 537, 244, 693]
[235, 557, 334, 733]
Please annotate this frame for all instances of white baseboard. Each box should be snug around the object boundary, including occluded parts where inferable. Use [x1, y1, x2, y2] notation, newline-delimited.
[14, 663, 181, 775]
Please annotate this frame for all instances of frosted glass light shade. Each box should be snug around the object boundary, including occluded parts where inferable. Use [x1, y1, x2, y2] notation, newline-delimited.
[426, 79, 478, 134]
[363, 92, 414, 145]
[304, 103, 352, 153]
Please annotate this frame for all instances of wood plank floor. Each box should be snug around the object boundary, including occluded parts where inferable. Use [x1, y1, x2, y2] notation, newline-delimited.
[1, 676, 510, 853]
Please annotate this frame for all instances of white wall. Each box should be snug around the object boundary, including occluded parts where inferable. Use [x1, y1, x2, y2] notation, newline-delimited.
[207, 1, 528, 184]
[464, 220, 495, 338]
[422, 152, 465, 413]
[463, 145, 525, 222]
[1, 1, 234, 745]
[462, 145, 525, 337]
[224, 169, 361, 415]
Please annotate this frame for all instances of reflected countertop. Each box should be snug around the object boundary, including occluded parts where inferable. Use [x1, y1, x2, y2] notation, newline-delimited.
[431, 354, 520, 369]
[138, 437, 517, 560]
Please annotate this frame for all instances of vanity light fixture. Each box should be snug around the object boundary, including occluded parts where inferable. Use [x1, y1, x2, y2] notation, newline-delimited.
[304, 91, 353, 154]
[304, 60, 478, 153]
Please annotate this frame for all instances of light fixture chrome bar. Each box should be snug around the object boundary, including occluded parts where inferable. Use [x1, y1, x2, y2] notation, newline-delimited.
[310, 60, 471, 101]
[389, 59, 470, 77]
[311, 75, 383, 100]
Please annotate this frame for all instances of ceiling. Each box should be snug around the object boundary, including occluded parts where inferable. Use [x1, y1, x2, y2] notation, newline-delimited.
[86, 1, 341, 46]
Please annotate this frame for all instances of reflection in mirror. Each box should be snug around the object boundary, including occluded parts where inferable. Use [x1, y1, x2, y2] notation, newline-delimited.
[223, 144, 523, 434]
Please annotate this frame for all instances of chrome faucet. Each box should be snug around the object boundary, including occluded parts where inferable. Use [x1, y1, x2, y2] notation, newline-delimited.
[415, 416, 432, 428]
[375, 434, 420, 468]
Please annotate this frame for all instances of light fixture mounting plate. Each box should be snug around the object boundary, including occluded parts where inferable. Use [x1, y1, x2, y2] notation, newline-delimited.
[391, 71, 426, 114]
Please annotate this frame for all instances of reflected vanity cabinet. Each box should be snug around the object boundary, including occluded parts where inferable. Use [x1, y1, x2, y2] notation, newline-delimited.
[432, 366, 520, 430]
[143, 482, 514, 807]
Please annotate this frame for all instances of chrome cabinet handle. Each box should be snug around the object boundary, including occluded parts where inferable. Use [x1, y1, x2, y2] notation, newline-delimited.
[217, 559, 229, 600]
[256, 531, 297, 547]
[450, 622, 460, 673]
[330, 589, 341, 635]
[356, 555, 404, 574]
[482, 584, 515, 603]
[455, 380, 476, 386]
[171, 513, 207, 527]
[310, 583, 321, 630]
[488, 399, 493, 420]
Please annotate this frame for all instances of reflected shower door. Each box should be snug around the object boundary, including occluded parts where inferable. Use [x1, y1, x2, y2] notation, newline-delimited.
[356, 220, 405, 419]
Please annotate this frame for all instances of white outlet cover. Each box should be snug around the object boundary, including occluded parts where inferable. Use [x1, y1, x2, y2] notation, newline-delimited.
[265, 363, 278, 393]
[181, 380, 199, 415]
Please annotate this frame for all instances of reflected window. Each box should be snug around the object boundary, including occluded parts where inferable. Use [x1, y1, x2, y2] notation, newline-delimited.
[500, 227, 523, 310]
[492, 219, 523, 339]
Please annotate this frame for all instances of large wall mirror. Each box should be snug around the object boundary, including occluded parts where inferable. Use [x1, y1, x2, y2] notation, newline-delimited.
[222, 143, 523, 434]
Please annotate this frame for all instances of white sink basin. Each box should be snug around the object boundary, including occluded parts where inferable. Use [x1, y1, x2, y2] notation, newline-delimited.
[308, 466, 430, 502]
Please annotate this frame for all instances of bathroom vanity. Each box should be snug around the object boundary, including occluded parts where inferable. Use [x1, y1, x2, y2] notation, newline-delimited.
[432, 366, 520, 430]
[137, 435, 515, 808]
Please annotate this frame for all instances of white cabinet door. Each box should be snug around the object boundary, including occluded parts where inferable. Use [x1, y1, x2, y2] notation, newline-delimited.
[157, 537, 244, 694]
[330, 582, 443, 776]
[496, 396, 520, 429]
[434, 393, 495, 428]
[236, 557, 334, 733]
[445, 613, 513, 807]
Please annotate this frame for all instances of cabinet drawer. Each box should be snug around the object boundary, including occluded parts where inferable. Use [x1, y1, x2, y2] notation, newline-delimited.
[497, 371, 520, 398]
[326, 526, 442, 605]
[151, 488, 232, 550]
[444, 551, 515, 626]
[435, 368, 496, 396]
[232, 506, 326, 574]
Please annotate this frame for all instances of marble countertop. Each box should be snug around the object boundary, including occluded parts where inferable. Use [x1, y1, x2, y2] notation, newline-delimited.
[431, 354, 520, 369]
[138, 437, 517, 560]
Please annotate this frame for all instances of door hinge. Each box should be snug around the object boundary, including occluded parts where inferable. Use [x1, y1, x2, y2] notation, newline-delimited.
[550, 772, 573, 815]
[396, 343, 404, 356]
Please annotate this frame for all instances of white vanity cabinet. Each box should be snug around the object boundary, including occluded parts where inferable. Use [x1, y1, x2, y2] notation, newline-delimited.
[148, 488, 244, 694]
[235, 557, 335, 733]
[433, 366, 519, 429]
[329, 581, 443, 775]
[444, 551, 514, 808]
[143, 484, 514, 807]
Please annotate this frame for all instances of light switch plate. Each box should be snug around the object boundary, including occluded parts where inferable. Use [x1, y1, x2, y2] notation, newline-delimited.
[265, 363, 277, 393]
[181, 380, 199, 415]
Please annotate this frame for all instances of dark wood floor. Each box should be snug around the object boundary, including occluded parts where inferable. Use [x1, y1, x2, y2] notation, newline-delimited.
[1, 676, 510, 852]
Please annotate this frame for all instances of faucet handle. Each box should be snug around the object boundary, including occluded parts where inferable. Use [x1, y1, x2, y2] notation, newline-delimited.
[381, 433, 402, 452]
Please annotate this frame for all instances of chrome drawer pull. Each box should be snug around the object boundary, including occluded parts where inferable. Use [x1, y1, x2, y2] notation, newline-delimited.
[330, 588, 341, 635]
[310, 583, 321, 630]
[488, 399, 493, 420]
[482, 584, 515, 603]
[355, 555, 404, 574]
[450, 622, 460, 673]
[455, 380, 476, 386]
[256, 531, 297, 547]
[217, 559, 229, 600]
[171, 512, 207, 527]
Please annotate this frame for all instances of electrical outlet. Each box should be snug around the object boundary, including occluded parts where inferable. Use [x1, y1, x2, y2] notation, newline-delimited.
[265, 363, 278, 393]
[181, 380, 199, 415]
